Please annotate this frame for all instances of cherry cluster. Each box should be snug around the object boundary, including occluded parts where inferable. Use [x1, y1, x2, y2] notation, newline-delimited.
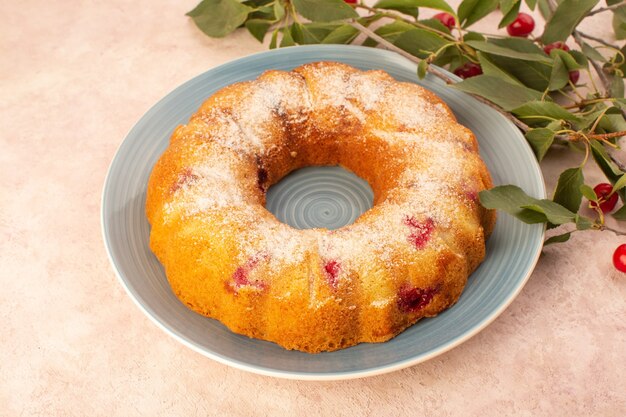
[427, 12, 581, 83]
[591, 183, 626, 273]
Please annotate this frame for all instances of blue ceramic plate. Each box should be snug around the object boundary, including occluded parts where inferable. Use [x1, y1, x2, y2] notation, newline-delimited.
[101, 45, 545, 380]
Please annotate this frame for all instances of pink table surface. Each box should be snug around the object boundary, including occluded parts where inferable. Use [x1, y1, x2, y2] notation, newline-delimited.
[2, 1, 625, 415]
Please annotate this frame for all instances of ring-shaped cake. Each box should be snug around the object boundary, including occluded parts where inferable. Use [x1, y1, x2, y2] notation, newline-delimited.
[146, 62, 496, 353]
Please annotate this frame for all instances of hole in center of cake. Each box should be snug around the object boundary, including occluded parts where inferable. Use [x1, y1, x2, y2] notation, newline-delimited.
[265, 166, 374, 230]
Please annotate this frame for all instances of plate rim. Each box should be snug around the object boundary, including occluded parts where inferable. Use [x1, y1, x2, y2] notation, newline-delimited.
[101, 44, 546, 380]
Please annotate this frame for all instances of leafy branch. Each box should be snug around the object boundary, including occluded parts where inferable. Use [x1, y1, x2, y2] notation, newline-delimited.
[186, 0, 626, 249]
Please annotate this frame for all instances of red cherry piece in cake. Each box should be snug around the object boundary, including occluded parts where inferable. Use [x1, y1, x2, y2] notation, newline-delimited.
[404, 216, 435, 249]
[397, 284, 440, 313]
[171, 168, 199, 193]
[591, 183, 618, 213]
[433, 12, 456, 30]
[453, 62, 482, 79]
[613, 244, 626, 273]
[232, 266, 250, 287]
[465, 190, 478, 203]
[229, 254, 268, 292]
[324, 260, 341, 288]
[569, 70, 580, 85]
[506, 13, 535, 37]
[543, 41, 569, 55]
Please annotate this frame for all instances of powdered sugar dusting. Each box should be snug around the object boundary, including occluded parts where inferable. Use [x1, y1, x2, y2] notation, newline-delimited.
[305, 66, 393, 122]
[247, 220, 310, 268]
[163, 152, 246, 219]
[379, 84, 450, 130]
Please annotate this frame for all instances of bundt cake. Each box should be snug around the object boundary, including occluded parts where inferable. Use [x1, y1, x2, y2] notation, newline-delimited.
[146, 61, 496, 353]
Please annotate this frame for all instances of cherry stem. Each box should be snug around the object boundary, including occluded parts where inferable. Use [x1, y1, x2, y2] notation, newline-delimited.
[586, 1, 626, 17]
[572, 31, 611, 96]
[576, 30, 621, 50]
[587, 131, 626, 141]
[563, 97, 615, 110]
[355, 5, 455, 41]
[602, 225, 626, 236]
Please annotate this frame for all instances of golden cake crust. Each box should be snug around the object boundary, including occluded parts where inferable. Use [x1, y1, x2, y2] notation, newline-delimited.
[146, 61, 496, 353]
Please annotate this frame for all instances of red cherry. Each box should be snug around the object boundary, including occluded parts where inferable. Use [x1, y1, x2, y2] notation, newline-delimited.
[591, 183, 619, 213]
[398, 284, 440, 312]
[543, 41, 570, 55]
[433, 12, 456, 30]
[323, 260, 341, 288]
[344, 0, 358, 3]
[453, 62, 483, 79]
[613, 244, 626, 273]
[507, 12, 535, 37]
[568, 70, 580, 85]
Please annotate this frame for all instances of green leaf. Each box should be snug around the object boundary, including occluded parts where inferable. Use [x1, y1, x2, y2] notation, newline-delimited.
[375, 0, 456, 14]
[498, 0, 521, 28]
[394, 28, 450, 58]
[245, 19, 272, 42]
[617, 46, 626, 77]
[575, 214, 595, 230]
[466, 40, 552, 63]
[458, 0, 499, 28]
[590, 141, 622, 180]
[269, 28, 279, 49]
[418, 18, 453, 33]
[479, 185, 548, 223]
[612, 174, 626, 193]
[552, 167, 584, 213]
[451, 75, 544, 111]
[463, 31, 486, 42]
[280, 26, 295, 47]
[375, 0, 454, 17]
[187, 0, 253, 38]
[541, 0, 599, 44]
[512, 101, 580, 122]
[545, 120, 564, 132]
[537, 0, 552, 19]
[575, 107, 606, 131]
[321, 24, 359, 44]
[544, 232, 571, 245]
[247, 2, 275, 20]
[610, 76, 625, 98]
[581, 42, 606, 63]
[598, 108, 626, 132]
[615, 98, 626, 112]
[291, 0, 358, 22]
[363, 20, 414, 46]
[525, 128, 555, 161]
[524, 0, 538, 9]
[550, 48, 584, 70]
[477, 52, 523, 85]
[373, 0, 418, 17]
[614, 5, 626, 40]
[432, 45, 463, 67]
[580, 184, 598, 202]
[273, 1, 285, 21]
[417, 60, 429, 79]
[548, 52, 570, 91]
[612, 204, 626, 220]
[521, 200, 577, 225]
[485, 38, 553, 90]
[291, 22, 341, 44]
[590, 140, 625, 201]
